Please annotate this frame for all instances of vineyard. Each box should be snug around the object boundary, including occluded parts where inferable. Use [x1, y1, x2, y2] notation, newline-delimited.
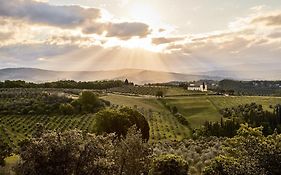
[0, 112, 192, 149]
[108, 85, 203, 96]
[0, 114, 96, 149]
[108, 85, 169, 96]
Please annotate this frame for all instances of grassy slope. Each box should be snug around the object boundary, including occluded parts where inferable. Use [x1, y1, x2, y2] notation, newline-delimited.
[163, 96, 221, 128]
[207, 96, 281, 111]
[102, 94, 192, 141]
[103, 94, 281, 130]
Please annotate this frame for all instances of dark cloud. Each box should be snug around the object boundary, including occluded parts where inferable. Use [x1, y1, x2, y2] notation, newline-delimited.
[252, 13, 281, 26]
[0, 0, 151, 39]
[106, 22, 151, 39]
[83, 22, 151, 39]
[82, 23, 107, 35]
[0, 0, 101, 27]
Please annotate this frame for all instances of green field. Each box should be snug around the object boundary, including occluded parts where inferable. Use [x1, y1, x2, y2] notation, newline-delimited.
[207, 96, 281, 111]
[163, 97, 220, 128]
[103, 94, 281, 130]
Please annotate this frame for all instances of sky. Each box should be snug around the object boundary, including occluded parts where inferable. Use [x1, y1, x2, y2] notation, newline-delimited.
[0, 0, 281, 76]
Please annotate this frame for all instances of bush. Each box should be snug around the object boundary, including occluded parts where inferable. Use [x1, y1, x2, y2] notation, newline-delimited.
[59, 103, 75, 115]
[150, 154, 189, 175]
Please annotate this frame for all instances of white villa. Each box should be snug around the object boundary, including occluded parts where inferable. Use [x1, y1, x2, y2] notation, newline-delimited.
[187, 83, 207, 92]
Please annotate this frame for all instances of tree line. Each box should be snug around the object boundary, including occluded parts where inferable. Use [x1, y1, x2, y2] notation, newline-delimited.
[194, 103, 281, 137]
[0, 90, 110, 115]
[0, 80, 125, 90]
[214, 79, 281, 96]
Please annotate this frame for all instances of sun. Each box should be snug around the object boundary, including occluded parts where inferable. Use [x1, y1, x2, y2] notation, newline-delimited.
[128, 2, 162, 26]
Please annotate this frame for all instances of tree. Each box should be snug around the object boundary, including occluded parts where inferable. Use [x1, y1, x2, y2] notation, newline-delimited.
[150, 154, 189, 175]
[204, 124, 281, 175]
[0, 141, 11, 167]
[72, 91, 105, 113]
[94, 107, 150, 140]
[114, 126, 152, 175]
[124, 79, 129, 85]
[15, 127, 153, 175]
[59, 103, 75, 115]
[15, 130, 117, 175]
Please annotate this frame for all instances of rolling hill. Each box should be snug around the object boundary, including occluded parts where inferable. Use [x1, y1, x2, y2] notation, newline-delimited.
[0, 68, 223, 84]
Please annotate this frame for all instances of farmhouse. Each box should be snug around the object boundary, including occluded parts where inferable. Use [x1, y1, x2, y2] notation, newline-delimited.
[188, 82, 207, 92]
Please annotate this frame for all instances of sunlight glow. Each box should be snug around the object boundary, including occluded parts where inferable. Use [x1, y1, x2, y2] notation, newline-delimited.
[128, 2, 162, 26]
[104, 37, 165, 53]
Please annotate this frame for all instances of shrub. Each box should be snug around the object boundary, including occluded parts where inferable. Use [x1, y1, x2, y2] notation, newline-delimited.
[150, 154, 189, 175]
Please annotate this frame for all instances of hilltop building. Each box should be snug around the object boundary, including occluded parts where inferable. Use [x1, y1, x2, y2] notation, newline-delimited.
[187, 82, 207, 92]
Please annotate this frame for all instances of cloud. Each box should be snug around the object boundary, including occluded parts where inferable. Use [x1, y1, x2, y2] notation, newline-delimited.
[83, 22, 151, 39]
[0, 0, 101, 28]
[268, 32, 281, 38]
[0, 32, 14, 41]
[106, 22, 150, 39]
[152, 37, 185, 45]
[252, 13, 281, 26]
[0, 0, 152, 39]
[0, 43, 77, 62]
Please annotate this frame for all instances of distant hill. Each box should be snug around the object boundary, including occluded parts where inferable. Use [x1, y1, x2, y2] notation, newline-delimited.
[197, 63, 281, 80]
[0, 68, 223, 84]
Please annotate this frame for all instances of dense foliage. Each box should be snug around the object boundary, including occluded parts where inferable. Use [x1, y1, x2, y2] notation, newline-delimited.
[94, 107, 150, 140]
[216, 79, 281, 96]
[153, 137, 224, 174]
[15, 127, 151, 175]
[0, 89, 108, 115]
[64, 91, 108, 114]
[150, 154, 189, 175]
[194, 119, 240, 138]
[0, 80, 125, 90]
[12, 127, 225, 175]
[4, 124, 281, 175]
[0, 88, 72, 115]
[204, 124, 281, 175]
[195, 103, 281, 137]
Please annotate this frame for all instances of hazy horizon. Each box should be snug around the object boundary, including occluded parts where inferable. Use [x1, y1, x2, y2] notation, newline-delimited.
[0, 0, 281, 78]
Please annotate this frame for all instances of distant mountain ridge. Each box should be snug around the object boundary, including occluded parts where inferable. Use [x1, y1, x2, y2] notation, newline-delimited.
[0, 68, 223, 84]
